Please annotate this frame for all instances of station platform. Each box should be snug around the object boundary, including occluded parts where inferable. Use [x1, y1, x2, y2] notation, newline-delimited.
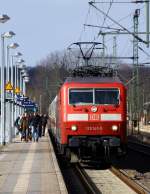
[0, 134, 68, 194]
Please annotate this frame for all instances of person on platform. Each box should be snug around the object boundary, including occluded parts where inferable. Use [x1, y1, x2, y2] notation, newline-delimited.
[32, 112, 41, 142]
[28, 113, 34, 141]
[14, 115, 21, 135]
[42, 114, 48, 136]
[38, 114, 43, 138]
[20, 113, 29, 142]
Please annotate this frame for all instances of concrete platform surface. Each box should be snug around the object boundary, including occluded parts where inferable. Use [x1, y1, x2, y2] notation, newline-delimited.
[0, 135, 68, 194]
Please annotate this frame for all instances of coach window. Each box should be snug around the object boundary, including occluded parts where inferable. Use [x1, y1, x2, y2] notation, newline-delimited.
[95, 88, 119, 105]
[69, 89, 93, 105]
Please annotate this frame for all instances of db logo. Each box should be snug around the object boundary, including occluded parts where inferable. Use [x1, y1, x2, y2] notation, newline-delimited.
[91, 106, 97, 113]
[89, 114, 100, 121]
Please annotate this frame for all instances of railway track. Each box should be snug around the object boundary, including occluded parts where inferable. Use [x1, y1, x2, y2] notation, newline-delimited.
[49, 131, 150, 194]
[74, 162, 150, 194]
[73, 163, 101, 194]
[73, 141, 150, 194]
[110, 166, 150, 194]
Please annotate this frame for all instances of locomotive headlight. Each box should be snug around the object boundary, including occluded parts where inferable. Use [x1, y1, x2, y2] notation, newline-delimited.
[71, 125, 77, 131]
[112, 125, 118, 131]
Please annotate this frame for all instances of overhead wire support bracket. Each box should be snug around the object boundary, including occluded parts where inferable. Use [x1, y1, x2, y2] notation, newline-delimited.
[84, 24, 125, 31]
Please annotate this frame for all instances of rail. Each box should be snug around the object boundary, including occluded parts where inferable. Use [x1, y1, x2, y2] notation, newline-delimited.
[111, 166, 150, 194]
[73, 163, 101, 194]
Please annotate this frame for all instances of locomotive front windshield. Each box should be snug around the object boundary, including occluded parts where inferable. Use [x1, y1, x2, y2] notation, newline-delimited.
[69, 89, 93, 104]
[69, 88, 119, 105]
[95, 89, 119, 105]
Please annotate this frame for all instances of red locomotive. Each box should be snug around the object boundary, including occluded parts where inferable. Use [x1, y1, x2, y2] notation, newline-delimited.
[49, 66, 127, 162]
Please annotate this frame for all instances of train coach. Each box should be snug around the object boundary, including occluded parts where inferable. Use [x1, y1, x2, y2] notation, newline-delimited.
[49, 68, 127, 162]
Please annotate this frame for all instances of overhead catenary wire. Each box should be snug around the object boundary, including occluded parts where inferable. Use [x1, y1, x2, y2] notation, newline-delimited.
[86, 4, 145, 60]
[78, 5, 91, 42]
[100, 0, 114, 30]
[92, 0, 114, 41]
[77, 1, 149, 66]
[139, 46, 150, 57]
[89, 1, 147, 44]
[85, 8, 139, 47]
[84, 1, 144, 43]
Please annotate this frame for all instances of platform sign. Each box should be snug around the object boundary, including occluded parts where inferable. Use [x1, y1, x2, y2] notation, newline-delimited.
[16, 94, 29, 102]
[15, 87, 21, 94]
[5, 82, 13, 91]
[21, 100, 35, 107]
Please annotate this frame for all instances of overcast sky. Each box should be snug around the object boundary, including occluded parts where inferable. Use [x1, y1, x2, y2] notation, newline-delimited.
[0, 0, 149, 66]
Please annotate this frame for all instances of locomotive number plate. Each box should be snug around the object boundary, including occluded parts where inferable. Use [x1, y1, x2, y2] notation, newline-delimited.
[89, 114, 100, 121]
[86, 126, 103, 131]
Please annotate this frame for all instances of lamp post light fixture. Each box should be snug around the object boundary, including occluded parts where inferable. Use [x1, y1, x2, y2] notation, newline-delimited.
[17, 58, 25, 64]
[2, 31, 15, 38]
[1, 31, 15, 145]
[8, 42, 19, 49]
[14, 52, 22, 57]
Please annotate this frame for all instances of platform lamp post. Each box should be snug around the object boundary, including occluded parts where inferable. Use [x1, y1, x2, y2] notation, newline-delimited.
[11, 52, 22, 138]
[7, 43, 19, 82]
[19, 68, 27, 114]
[21, 70, 29, 114]
[23, 73, 29, 96]
[14, 59, 25, 121]
[21, 69, 29, 94]
[17, 62, 26, 115]
[1, 31, 15, 145]
[0, 14, 10, 145]
[6, 43, 19, 143]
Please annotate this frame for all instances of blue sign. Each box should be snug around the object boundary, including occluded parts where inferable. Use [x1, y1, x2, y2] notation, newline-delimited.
[16, 95, 29, 102]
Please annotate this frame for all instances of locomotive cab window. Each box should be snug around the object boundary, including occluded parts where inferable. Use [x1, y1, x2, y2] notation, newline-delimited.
[95, 88, 119, 105]
[69, 89, 93, 105]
